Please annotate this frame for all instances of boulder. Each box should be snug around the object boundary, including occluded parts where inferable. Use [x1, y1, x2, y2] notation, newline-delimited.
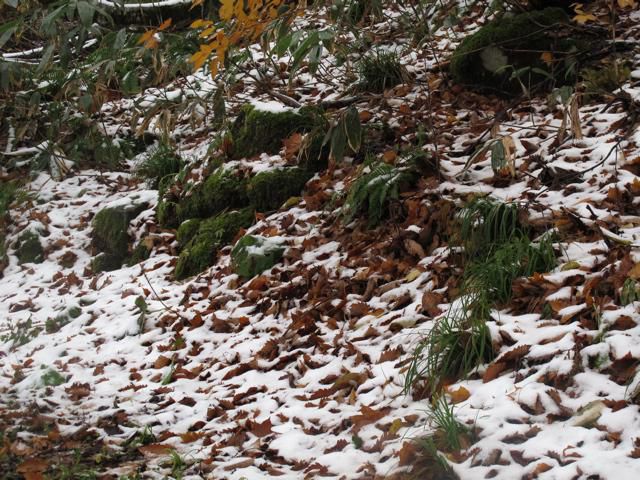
[248, 167, 312, 212]
[175, 208, 254, 279]
[449, 8, 572, 95]
[232, 235, 285, 279]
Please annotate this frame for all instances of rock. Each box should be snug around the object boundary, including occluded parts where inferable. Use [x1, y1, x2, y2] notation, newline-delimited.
[229, 103, 325, 160]
[232, 235, 285, 279]
[449, 8, 573, 95]
[92, 253, 124, 273]
[175, 208, 254, 280]
[176, 218, 201, 248]
[16, 231, 45, 264]
[248, 167, 312, 212]
[91, 200, 149, 272]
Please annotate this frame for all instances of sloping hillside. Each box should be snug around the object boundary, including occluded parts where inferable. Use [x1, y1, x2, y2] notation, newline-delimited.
[2, 1, 640, 479]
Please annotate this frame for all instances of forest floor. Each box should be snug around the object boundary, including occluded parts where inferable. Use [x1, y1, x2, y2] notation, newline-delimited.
[2, 3, 640, 480]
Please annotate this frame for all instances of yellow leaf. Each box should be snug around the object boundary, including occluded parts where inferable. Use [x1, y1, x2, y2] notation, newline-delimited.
[389, 418, 405, 435]
[190, 19, 213, 29]
[540, 51, 554, 66]
[447, 386, 471, 404]
[190, 0, 204, 7]
[157, 18, 172, 31]
[617, 0, 636, 8]
[137, 29, 155, 46]
[219, 0, 234, 20]
[573, 13, 597, 24]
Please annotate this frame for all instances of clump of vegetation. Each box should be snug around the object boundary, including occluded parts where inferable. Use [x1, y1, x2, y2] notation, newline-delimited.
[450, 8, 573, 95]
[136, 143, 184, 189]
[41, 368, 66, 387]
[15, 230, 45, 265]
[175, 208, 254, 279]
[166, 168, 249, 227]
[356, 50, 410, 93]
[229, 104, 324, 159]
[407, 199, 557, 395]
[231, 235, 286, 279]
[91, 203, 148, 272]
[342, 157, 419, 226]
[0, 317, 41, 350]
[248, 167, 311, 212]
[581, 61, 631, 100]
[176, 219, 202, 248]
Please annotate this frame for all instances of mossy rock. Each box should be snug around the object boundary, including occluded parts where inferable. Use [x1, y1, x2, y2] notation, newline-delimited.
[174, 169, 248, 224]
[248, 167, 312, 212]
[176, 218, 201, 248]
[298, 130, 332, 173]
[92, 253, 123, 273]
[175, 208, 254, 280]
[450, 8, 572, 95]
[16, 231, 44, 264]
[128, 241, 151, 265]
[232, 235, 285, 279]
[157, 200, 179, 228]
[230, 104, 325, 160]
[92, 208, 131, 256]
[92, 202, 149, 270]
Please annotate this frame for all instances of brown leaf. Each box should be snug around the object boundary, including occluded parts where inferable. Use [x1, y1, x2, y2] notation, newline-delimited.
[154, 355, 172, 369]
[398, 441, 417, 466]
[65, 382, 90, 401]
[483, 362, 507, 383]
[497, 344, 531, 364]
[247, 418, 273, 438]
[350, 405, 390, 432]
[180, 431, 204, 443]
[138, 443, 173, 456]
[421, 291, 443, 317]
[283, 133, 303, 160]
[404, 239, 425, 258]
[447, 386, 471, 404]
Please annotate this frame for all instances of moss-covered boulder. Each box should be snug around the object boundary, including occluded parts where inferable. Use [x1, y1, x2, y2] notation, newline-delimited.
[232, 235, 285, 279]
[450, 8, 571, 95]
[92, 253, 123, 273]
[91, 202, 148, 272]
[175, 169, 248, 223]
[230, 104, 325, 160]
[128, 241, 151, 265]
[248, 167, 312, 212]
[16, 231, 44, 264]
[175, 208, 254, 280]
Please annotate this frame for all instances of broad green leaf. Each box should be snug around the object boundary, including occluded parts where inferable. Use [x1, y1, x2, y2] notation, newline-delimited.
[490, 140, 506, 173]
[344, 106, 361, 153]
[330, 123, 347, 163]
[77, 1, 95, 27]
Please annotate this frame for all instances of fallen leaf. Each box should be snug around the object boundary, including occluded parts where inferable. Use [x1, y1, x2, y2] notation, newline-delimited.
[447, 385, 471, 404]
[350, 405, 390, 432]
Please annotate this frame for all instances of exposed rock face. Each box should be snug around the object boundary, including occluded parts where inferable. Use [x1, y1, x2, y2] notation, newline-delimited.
[232, 235, 286, 279]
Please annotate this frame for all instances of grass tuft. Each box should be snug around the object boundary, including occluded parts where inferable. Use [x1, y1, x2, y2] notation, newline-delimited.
[136, 143, 183, 189]
[357, 50, 410, 93]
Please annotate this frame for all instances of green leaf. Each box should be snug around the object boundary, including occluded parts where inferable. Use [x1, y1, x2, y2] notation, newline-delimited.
[36, 44, 55, 74]
[77, 1, 95, 27]
[0, 25, 16, 51]
[330, 123, 347, 163]
[135, 296, 149, 314]
[490, 141, 506, 173]
[343, 106, 361, 153]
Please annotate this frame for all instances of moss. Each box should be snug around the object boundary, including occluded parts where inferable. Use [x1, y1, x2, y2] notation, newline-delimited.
[232, 235, 285, 279]
[156, 200, 179, 228]
[92, 253, 123, 273]
[92, 208, 130, 256]
[92, 203, 148, 270]
[230, 104, 324, 159]
[128, 241, 151, 265]
[248, 167, 312, 212]
[176, 219, 201, 247]
[158, 173, 178, 198]
[175, 208, 254, 279]
[175, 169, 248, 223]
[16, 231, 44, 264]
[136, 143, 183, 189]
[450, 8, 571, 95]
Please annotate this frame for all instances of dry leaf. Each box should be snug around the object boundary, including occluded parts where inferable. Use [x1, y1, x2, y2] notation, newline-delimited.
[447, 385, 471, 404]
[350, 405, 390, 432]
